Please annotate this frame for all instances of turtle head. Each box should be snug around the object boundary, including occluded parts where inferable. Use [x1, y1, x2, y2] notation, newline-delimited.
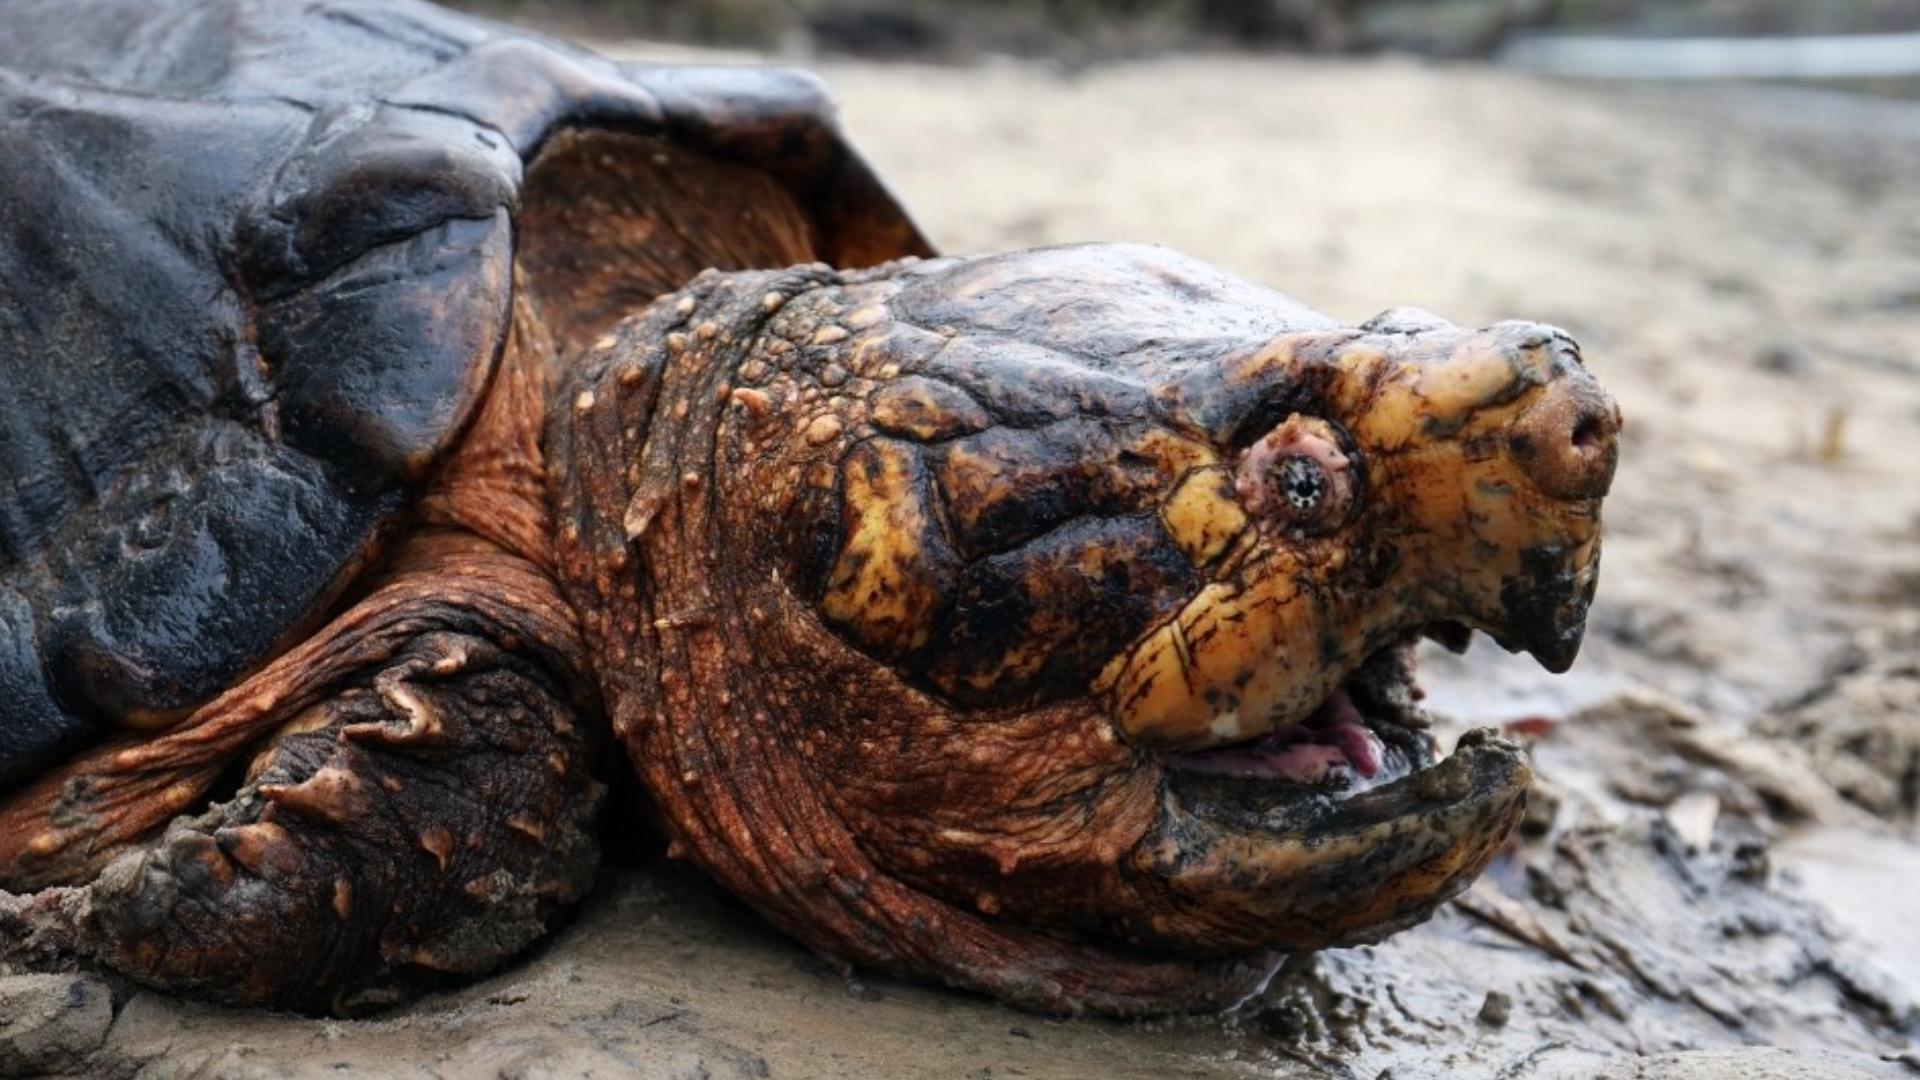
[554, 243, 1619, 1013]
[1114, 305, 1619, 752]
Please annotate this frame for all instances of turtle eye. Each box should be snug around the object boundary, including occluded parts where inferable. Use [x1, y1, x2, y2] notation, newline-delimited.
[1277, 456, 1328, 512]
[1235, 415, 1358, 535]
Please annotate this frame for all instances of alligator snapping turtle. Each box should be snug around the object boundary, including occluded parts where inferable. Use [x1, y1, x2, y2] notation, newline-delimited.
[0, 0, 1619, 1016]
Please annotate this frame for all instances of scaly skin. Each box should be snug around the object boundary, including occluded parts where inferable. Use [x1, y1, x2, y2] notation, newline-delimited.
[0, 241, 1614, 1017]
[0, 0, 1617, 1022]
[0, 322, 606, 1012]
[550, 243, 1617, 1013]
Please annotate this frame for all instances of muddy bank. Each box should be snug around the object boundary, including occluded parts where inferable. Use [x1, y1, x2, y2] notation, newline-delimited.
[10, 813, 1914, 1078]
[28, 840, 1911, 1078]
[6, 50, 1920, 1080]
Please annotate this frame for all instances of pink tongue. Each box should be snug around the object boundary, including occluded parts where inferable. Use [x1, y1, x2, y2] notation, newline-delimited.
[1307, 689, 1382, 778]
[1267, 743, 1351, 784]
[1166, 687, 1383, 782]
[1326, 721, 1383, 778]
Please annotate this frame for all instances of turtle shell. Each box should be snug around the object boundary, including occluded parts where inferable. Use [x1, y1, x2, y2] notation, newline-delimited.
[0, 0, 931, 790]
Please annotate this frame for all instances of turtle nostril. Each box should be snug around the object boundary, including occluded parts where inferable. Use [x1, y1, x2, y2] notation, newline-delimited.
[1571, 413, 1605, 453]
[1510, 378, 1620, 502]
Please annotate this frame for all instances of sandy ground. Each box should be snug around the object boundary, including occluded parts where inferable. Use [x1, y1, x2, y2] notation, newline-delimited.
[7, 48, 1920, 1080]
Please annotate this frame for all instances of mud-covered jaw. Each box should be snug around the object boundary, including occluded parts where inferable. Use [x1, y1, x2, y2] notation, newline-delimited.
[1489, 539, 1602, 674]
[1130, 628, 1529, 955]
[1139, 729, 1530, 953]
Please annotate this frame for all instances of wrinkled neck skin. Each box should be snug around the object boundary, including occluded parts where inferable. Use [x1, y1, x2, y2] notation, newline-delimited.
[548, 264, 1275, 1011]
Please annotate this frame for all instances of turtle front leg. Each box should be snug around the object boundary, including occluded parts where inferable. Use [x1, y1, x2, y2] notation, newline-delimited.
[0, 534, 602, 1014]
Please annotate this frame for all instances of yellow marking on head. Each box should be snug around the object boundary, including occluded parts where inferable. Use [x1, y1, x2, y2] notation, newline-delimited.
[1416, 347, 1525, 421]
[870, 378, 989, 441]
[1103, 560, 1379, 749]
[1346, 335, 1546, 450]
[1160, 466, 1248, 566]
[823, 442, 943, 655]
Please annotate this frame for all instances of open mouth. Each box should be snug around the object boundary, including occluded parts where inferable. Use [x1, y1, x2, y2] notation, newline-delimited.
[1156, 623, 1473, 797]
[1123, 619, 1532, 955]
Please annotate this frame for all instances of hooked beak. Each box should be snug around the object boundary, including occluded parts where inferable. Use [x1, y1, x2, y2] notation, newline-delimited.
[1491, 353, 1617, 674]
[1493, 538, 1602, 674]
